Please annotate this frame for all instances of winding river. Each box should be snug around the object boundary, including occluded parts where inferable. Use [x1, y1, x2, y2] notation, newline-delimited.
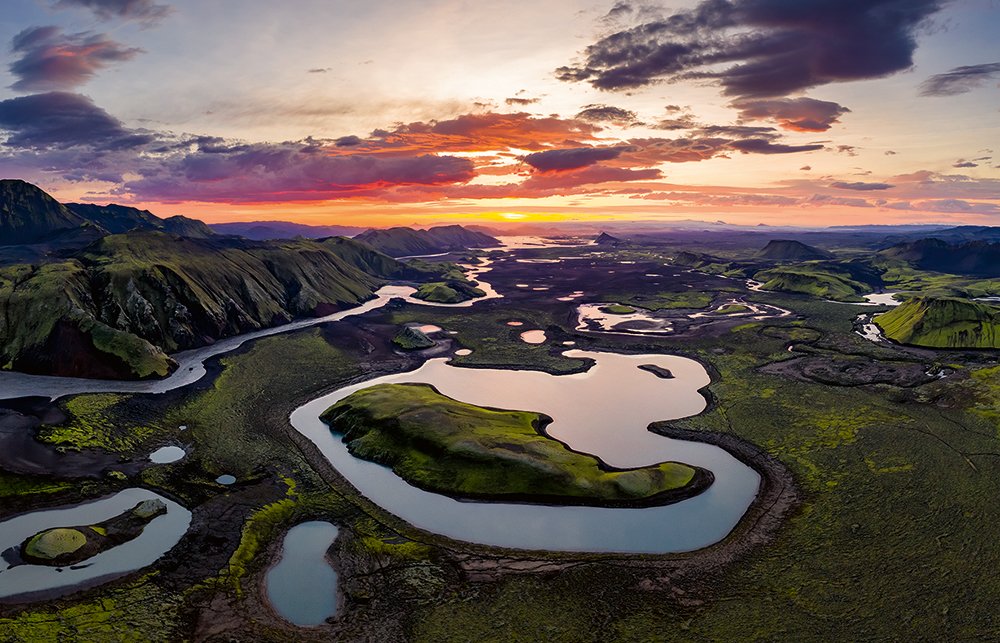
[290, 350, 760, 554]
[0, 488, 191, 601]
[0, 238, 761, 605]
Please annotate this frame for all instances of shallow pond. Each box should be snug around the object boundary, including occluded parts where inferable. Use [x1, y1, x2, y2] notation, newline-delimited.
[576, 303, 673, 336]
[265, 521, 340, 627]
[519, 330, 547, 344]
[291, 351, 760, 553]
[149, 445, 185, 463]
[0, 488, 191, 601]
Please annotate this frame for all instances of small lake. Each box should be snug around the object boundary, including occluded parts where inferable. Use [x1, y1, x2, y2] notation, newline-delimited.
[291, 350, 760, 554]
[265, 521, 340, 627]
[149, 445, 185, 463]
[576, 303, 673, 336]
[519, 330, 547, 344]
[0, 488, 191, 601]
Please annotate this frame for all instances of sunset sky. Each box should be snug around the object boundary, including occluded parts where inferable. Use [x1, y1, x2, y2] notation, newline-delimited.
[0, 0, 997, 227]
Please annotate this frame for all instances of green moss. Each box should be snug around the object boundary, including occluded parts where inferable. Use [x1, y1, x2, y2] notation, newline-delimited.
[611, 290, 714, 311]
[322, 383, 703, 506]
[598, 304, 636, 314]
[0, 471, 73, 497]
[875, 297, 1000, 348]
[393, 326, 435, 350]
[413, 281, 485, 304]
[38, 393, 161, 453]
[24, 528, 87, 560]
[754, 265, 868, 301]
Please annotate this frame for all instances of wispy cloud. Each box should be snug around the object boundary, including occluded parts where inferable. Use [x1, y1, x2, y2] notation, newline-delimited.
[919, 62, 1000, 96]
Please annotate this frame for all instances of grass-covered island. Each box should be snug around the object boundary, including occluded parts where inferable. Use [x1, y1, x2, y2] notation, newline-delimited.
[320, 383, 713, 507]
[599, 304, 637, 315]
[412, 280, 485, 304]
[19, 499, 166, 567]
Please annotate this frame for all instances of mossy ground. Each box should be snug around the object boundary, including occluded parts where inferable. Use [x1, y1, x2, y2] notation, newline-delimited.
[5, 243, 1000, 640]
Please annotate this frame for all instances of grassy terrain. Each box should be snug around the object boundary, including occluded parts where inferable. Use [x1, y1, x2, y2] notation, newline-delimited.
[323, 383, 703, 506]
[876, 297, 1000, 348]
[754, 265, 869, 302]
[598, 304, 636, 314]
[413, 280, 485, 304]
[7, 243, 1000, 641]
[392, 326, 435, 350]
[38, 394, 163, 453]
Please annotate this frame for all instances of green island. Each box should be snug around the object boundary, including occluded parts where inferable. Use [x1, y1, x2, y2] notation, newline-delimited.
[412, 280, 486, 304]
[320, 383, 711, 507]
[391, 326, 436, 350]
[21, 499, 166, 566]
[598, 304, 636, 314]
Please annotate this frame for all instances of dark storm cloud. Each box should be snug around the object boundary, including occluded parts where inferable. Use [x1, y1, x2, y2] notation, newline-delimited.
[919, 62, 1000, 96]
[0, 92, 154, 149]
[575, 104, 637, 124]
[732, 97, 850, 132]
[524, 146, 629, 171]
[953, 160, 978, 168]
[556, 0, 945, 98]
[52, 0, 173, 24]
[9, 26, 142, 91]
[830, 181, 894, 191]
[505, 97, 540, 106]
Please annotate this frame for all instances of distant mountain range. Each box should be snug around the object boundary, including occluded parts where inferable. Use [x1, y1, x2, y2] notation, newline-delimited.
[353, 225, 498, 257]
[209, 221, 365, 240]
[879, 238, 1000, 277]
[0, 179, 213, 247]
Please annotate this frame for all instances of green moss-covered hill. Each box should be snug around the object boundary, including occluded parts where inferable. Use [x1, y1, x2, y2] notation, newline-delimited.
[875, 297, 1000, 348]
[753, 265, 870, 302]
[0, 232, 434, 379]
[354, 225, 498, 257]
[321, 383, 712, 507]
[413, 280, 485, 304]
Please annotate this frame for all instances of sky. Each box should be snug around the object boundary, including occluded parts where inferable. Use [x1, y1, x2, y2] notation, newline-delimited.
[0, 0, 997, 227]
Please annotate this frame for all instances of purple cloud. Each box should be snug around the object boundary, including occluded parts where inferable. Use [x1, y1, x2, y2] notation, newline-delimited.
[919, 62, 1000, 96]
[557, 0, 945, 98]
[524, 146, 629, 171]
[831, 181, 894, 191]
[0, 91, 154, 149]
[52, 0, 172, 24]
[9, 26, 142, 91]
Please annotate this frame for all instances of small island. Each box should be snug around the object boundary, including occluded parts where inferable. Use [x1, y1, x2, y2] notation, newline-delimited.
[638, 364, 675, 379]
[321, 383, 712, 507]
[599, 304, 636, 315]
[413, 280, 485, 304]
[392, 326, 436, 350]
[20, 499, 167, 567]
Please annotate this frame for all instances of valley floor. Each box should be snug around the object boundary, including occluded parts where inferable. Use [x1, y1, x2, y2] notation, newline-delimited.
[3, 243, 1000, 641]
